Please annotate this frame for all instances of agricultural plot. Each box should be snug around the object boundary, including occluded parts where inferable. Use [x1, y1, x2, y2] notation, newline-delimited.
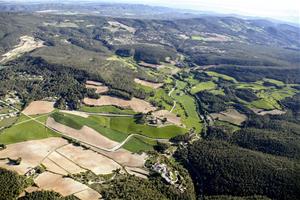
[80, 105, 136, 115]
[57, 144, 121, 175]
[84, 96, 156, 113]
[210, 109, 247, 126]
[109, 116, 186, 139]
[85, 81, 109, 94]
[190, 81, 217, 94]
[148, 88, 174, 110]
[0, 114, 59, 144]
[0, 137, 68, 174]
[205, 71, 237, 83]
[152, 110, 182, 127]
[134, 78, 163, 89]
[46, 117, 119, 149]
[35, 172, 101, 199]
[50, 112, 128, 142]
[172, 80, 202, 132]
[122, 135, 157, 153]
[235, 81, 268, 91]
[263, 78, 285, 87]
[22, 101, 55, 115]
[106, 55, 137, 70]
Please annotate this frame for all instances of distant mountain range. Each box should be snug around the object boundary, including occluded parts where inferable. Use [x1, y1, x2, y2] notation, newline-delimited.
[0, 1, 298, 26]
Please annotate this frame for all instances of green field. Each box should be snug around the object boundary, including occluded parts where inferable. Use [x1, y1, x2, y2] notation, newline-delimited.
[0, 114, 59, 144]
[171, 80, 202, 132]
[206, 71, 237, 83]
[107, 55, 137, 70]
[0, 117, 18, 129]
[51, 112, 184, 152]
[80, 105, 136, 115]
[191, 35, 203, 41]
[190, 81, 217, 94]
[109, 117, 186, 139]
[51, 112, 128, 142]
[148, 88, 173, 110]
[235, 81, 268, 91]
[209, 88, 225, 96]
[122, 135, 157, 153]
[263, 78, 285, 87]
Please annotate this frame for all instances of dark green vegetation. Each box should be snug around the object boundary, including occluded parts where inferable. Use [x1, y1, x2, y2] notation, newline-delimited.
[99, 171, 196, 200]
[0, 168, 27, 200]
[175, 139, 300, 200]
[19, 191, 78, 200]
[175, 99, 300, 199]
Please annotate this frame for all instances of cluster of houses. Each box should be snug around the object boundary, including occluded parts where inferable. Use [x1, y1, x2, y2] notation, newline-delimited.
[0, 109, 18, 121]
[152, 162, 186, 193]
[0, 91, 21, 121]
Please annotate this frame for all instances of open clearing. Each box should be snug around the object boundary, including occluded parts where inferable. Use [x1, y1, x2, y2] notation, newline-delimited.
[47, 117, 119, 149]
[134, 78, 163, 89]
[57, 144, 121, 175]
[106, 21, 136, 33]
[251, 108, 286, 116]
[211, 109, 247, 126]
[0, 36, 44, 63]
[74, 189, 102, 200]
[86, 80, 103, 86]
[152, 110, 182, 126]
[35, 172, 101, 199]
[43, 21, 79, 28]
[86, 84, 109, 94]
[190, 81, 217, 94]
[84, 96, 156, 113]
[85, 80, 109, 94]
[0, 137, 68, 174]
[22, 101, 54, 115]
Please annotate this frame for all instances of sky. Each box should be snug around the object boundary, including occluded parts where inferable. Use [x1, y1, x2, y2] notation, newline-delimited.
[4, 0, 300, 23]
[109, 0, 300, 23]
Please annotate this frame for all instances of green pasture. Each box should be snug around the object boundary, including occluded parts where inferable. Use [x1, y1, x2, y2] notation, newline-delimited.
[190, 81, 217, 94]
[80, 105, 136, 115]
[0, 114, 59, 144]
[206, 71, 237, 83]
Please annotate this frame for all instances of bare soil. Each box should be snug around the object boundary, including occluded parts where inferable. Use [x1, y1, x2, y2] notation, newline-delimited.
[0, 35, 44, 64]
[22, 101, 54, 115]
[0, 138, 68, 175]
[57, 144, 121, 175]
[83, 96, 156, 113]
[152, 110, 182, 126]
[211, 108, 247, 126]
[134, 78, 163, 89]
[47, 117, 119, 149]
[34, 172, 96, 197]
[47, 151, 85, 174]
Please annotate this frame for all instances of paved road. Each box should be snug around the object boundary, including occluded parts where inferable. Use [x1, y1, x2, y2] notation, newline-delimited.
[168, 82, 177, 113]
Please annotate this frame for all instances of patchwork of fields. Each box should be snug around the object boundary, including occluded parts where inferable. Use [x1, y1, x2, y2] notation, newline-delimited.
[0, 61, 298, 199]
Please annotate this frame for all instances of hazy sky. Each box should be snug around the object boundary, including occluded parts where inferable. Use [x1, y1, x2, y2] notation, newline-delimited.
[111, 0, 300, 23]
[4, 0, 300, 23]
